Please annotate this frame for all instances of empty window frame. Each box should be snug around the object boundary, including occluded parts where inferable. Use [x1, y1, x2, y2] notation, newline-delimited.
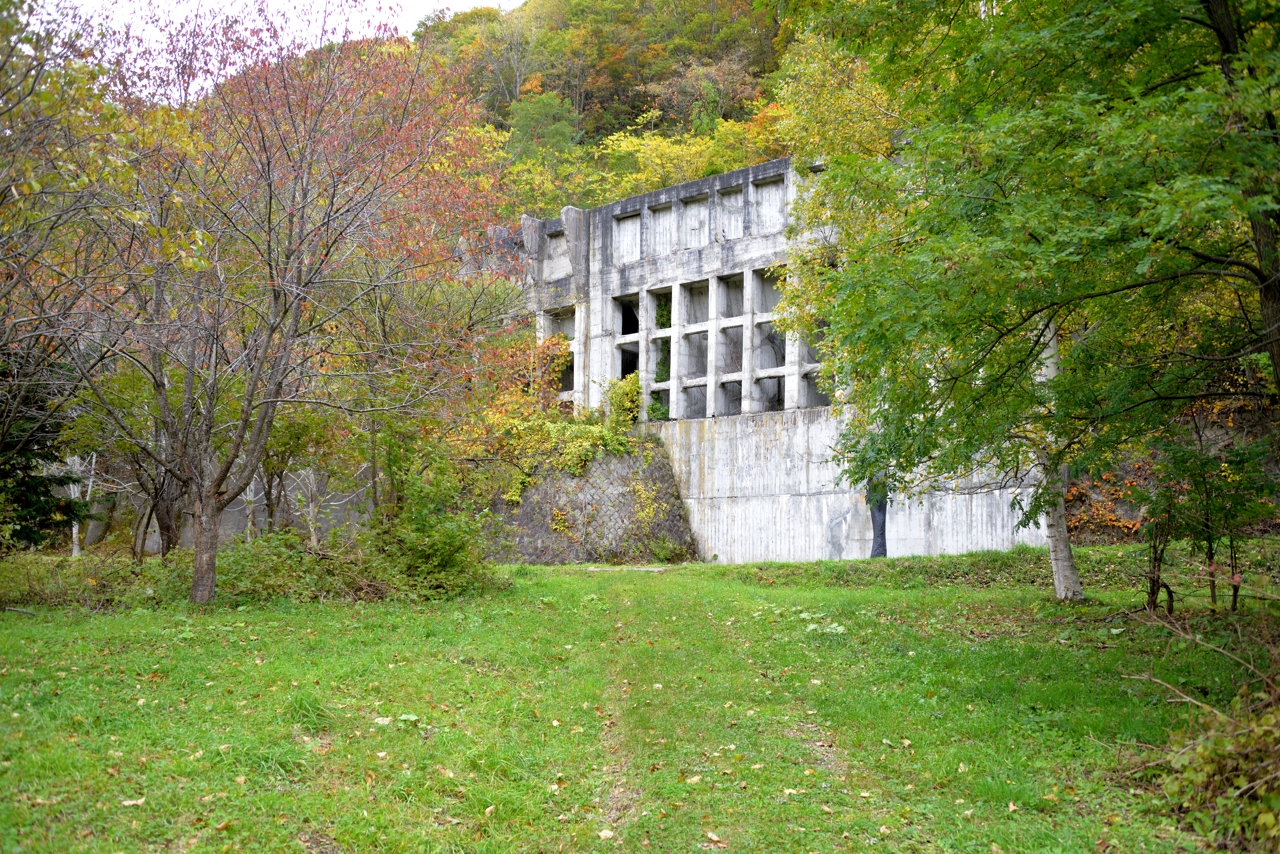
[683, 385, 708, 419]
[718, 325, 743, 375]
[718, 274, 744, 318]
[802, 371, 831, 408]
[718, 381, 742, 416]
[756, 322, 786, 370]
[755, 268, 784, 314]
[652, 289, 672, 329]
[684, 331, 709, 379]
[650, 336, 672, 383]
[683, 280, 710, 325]
[559, 354, 575, 392]
[616, 296, 640, 336]
[619, 342, 640, 378]
[756, 377, 785, 412]
[648, 389, 671, 421]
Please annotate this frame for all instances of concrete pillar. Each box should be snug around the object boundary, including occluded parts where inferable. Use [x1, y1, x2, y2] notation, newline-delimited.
[707, 278, 721, 417]
[741, 267, 758, 413]
[670, 282, 685, 420]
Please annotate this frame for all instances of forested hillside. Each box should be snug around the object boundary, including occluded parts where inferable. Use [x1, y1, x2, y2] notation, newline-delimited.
[412, 0, 798, 215]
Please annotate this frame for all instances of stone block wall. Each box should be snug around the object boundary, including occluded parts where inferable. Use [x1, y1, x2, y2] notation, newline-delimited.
[491, 441, 696, 565]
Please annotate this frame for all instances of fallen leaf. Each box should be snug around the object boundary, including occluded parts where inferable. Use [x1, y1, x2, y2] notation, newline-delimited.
[216, 819, 232, 831]
[1008, 802, 1019, 812]
[687, 775, 701, 784]
[485, 805, 495, 817]
[821, 804, 833, 814]
[551, 720, 561, 727]
[373, 717, 392, 726]
[599, 829, 614, 840]
[860, 791, 871, 798]
[706, 832, 721, 842]
[120, 798, 145, 807]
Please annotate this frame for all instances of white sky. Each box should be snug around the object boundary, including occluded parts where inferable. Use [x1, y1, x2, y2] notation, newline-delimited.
[69, 0, 523, 42]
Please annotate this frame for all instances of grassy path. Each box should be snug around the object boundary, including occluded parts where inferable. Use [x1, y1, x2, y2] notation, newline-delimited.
[0, 565, 1234, 852]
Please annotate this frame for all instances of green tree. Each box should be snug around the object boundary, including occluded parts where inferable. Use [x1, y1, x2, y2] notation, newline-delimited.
[785, 0, 1279, 600]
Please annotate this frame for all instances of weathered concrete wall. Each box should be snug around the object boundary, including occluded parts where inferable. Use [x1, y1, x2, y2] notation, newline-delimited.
[492, 442, 696, 565]
[652, 408, 1046, 563]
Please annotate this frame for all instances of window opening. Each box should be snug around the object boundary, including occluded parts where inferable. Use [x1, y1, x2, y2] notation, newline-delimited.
[718, 326, 743, 374]
[617, 297, 640, 335]
[719, 381, 742, 416]
[756, 269, 784, 313]
[756, 322, 786, 369]
[648, 390, 670, 421]
[719, 275, 744, 318]
[651, 337, 671, 383]
[803, 372, 831, 408]
[684, 331, 708, 379]
[653, 291, 672, 329]
[559, 354, 575, 392]
[684, 281, 709, 324]
[683, 386, 707, 419]
[757, 377, 785, 412]
[619, 342, 639, 378]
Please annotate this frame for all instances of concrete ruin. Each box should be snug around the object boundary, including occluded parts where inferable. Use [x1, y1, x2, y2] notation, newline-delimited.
[521, 156, 1047, 561]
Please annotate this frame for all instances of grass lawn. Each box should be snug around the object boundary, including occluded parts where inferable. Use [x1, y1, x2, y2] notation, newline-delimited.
[0, 556, 1250, 852]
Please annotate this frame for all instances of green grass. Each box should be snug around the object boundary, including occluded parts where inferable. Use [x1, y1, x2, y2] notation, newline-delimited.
[0, 558, 1255, 852]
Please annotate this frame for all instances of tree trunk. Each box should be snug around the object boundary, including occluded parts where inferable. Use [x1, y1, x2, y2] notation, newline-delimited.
[152, 474, 185, 557]
[870, 497, 888, 558]
[70, 520, 81, 558]
[190, 499, 221, 604]
[1044, 485, 1083, 601]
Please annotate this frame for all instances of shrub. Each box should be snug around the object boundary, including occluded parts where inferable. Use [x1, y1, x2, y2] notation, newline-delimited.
[374, 453, 491, 597]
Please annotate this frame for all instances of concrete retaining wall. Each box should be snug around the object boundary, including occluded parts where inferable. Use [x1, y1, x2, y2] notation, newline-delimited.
[652, 407, 1045, 563]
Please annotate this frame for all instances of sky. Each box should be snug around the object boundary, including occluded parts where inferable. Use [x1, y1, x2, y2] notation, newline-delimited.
[69, 0, 524, 42]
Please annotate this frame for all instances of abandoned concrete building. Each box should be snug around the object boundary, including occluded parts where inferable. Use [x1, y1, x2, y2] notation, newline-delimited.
[520, 156, 1047, 562]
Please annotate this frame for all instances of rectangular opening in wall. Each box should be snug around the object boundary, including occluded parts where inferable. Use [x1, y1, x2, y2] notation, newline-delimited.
[757, 376, 785, 412]
[718, 325, 743, 374]
[683, 195, 709, 248]
[802, 371, 831, 407]
[651, 204, 676, 254]
[650, 336, 671, 383]
[718, 274, 743, 318]
[719, 187, 743, 240]
[559, 354, 575, 392]
[652, 290, 672, 329]
[756, 268, 784, 313]
[752, 177, 786, 233]
[683, 280, 709, 324]
[619, 342, 639, 378]
[615, 296, 640, 335]
[614, 214, 641, 265]
[648, 389, 670, 421]
[684, 331, 708, 379]
[683, 385, 707, 419]
[756, 321, 786, 369]
[549, 308, 575, 340]
[718, 381, 742, 416]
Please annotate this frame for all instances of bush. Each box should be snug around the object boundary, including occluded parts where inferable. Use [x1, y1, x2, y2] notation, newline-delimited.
[1157, 610, 1280, 850]
[373, 453, 492, 598]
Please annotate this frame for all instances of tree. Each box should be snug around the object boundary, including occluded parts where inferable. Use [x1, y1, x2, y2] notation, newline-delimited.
[74, 3, 500, 602]
[783, 1, 1279, 600]
[0, 0, 126, 533]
